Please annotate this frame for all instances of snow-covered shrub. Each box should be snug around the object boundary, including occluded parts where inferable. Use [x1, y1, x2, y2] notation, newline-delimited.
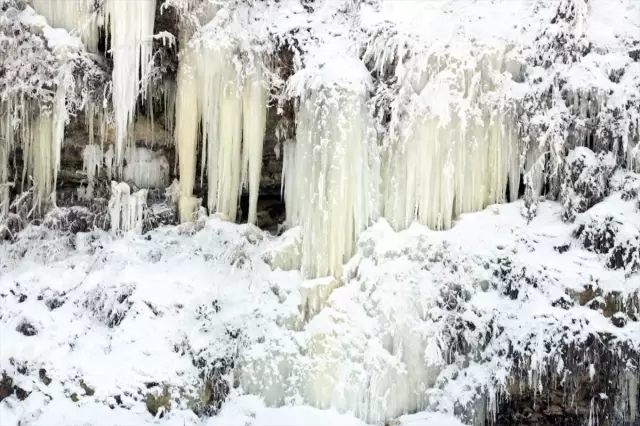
[574, 215, 619, 254]
[491, 256, 541, 301]
[0, 224, 73, 264]
[0, 1, 58, 109]
[574, 202, 640, 275]
[561, 147, 615, 222]
[42, 206, 96, 234]
[83, 282, 135, 328]
[520, 0, 639, 199]
[0, 0, 108, 217]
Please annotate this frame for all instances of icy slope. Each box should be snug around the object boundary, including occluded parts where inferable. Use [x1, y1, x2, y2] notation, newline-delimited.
[2, 179, 640, 425]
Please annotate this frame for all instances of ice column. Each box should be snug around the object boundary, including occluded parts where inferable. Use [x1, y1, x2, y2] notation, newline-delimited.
[108, 181, 147, 234]
[283, 56, 378, 278]
[383, 49, 522, 231]
[105, 0, 157, 168]
[174, 42, 268, 223]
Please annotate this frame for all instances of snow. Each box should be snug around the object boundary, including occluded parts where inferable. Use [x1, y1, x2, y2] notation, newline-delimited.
[30, 0, 100, 52]
[3, 187, 640, 425]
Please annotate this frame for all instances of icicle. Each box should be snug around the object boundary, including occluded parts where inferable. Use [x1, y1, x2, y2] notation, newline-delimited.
[213, 66, 243, 221]
[105, 0, 157, 168]
[23, 116, 56, 212]
[0, 101, 12, 218]
[108, 181, 147, 234]
[104, 145, 115, 181]
[83, 144, 103, 184]
[382, 48, 522, 231]
[174, 48, 200, 223]
[0, 143, 8, 218]
[174, 41, 268, 224]
[163, 80, 176, 145]
[165, 178, 180, 206]
[283, 56, 377, 278]
[241, 70, 268, 224]
[525, 143, 544, 197]
[123, 146, 170, 188]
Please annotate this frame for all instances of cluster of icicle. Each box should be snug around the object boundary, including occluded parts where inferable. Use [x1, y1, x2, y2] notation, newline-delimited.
[175, 39, 268, 224]
[382, 51, 526, 232]
[282, 54, 378, 279]
[108, 181, 147, 234]
[274, 47, 531, 278]
[0, 86, 68, 217]
[31, 0, 157, 169]
[1, 0, 158, 233]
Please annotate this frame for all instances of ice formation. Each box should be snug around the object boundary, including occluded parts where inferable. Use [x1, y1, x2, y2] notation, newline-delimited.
[174, 48, 200, 223]
[30, 0, 100, 52]
[82, 144, 103, 183]
[108, 181, 147, 234]
[22, 117, 57, 212]
[123, 146, 170, 188]
[381, 49, 523, 232]
[283, 52, 378, 278]
[175, 40, 268, 224]
[21, 86, 68, 212]
[105, 0, 157, 168]
[0, 143, 8, 217]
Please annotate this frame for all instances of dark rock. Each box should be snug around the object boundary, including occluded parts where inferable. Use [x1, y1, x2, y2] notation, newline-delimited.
[16, 320, 37, 336]
[39, 368, 51, 385]
[79, 380, 95, 396]
[146, 385, 171, 417]
[13, 385, 29, 401]
[0, 374, 13, 401]
[553, 244, 570, 254]
[612, 313, 627, 328]
[45, 298, 65, 310]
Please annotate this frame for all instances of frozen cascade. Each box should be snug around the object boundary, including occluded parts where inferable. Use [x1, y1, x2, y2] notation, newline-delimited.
[20, 82, 68, 212]
[174, 41, 268, 224]
[0, 142, 8, 217]
[105, 0, 156, 168]
[108, 181, 147, 234]
[174, 48, 200, 223]
[382, 49, 522, 231]
[240, 222, 443, 424]
[23, 116, 57, 211]
[30, 0, 100, 52]
[123, 146, 170, 188]
[241, 70, 268, 225]
[282, 54, 379, 279]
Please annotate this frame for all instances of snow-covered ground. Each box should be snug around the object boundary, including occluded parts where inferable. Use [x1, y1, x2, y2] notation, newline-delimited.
[2, 181, 640, 425]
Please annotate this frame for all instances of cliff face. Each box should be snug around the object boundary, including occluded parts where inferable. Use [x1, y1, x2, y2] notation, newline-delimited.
[0, 0, 640, 425]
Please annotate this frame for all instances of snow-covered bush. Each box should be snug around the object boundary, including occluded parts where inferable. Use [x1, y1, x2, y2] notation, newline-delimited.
[42, 206, 97, 234]
[574, 176, 640, 275]
[561, 147, 615, 221]
[83, 282, 135, 328]
[520, 0, 639, 199]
